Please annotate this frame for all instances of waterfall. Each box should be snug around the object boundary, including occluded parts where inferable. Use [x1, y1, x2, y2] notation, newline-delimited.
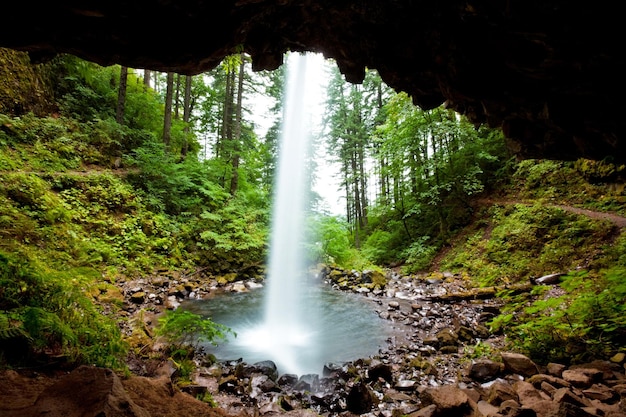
[187, 53, 391, 377]
[237, 53, 318, 375]
[263, 52, 314, 375]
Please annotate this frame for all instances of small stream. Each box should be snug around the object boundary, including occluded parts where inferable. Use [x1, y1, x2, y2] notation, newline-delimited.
[181, 283, 392, 376]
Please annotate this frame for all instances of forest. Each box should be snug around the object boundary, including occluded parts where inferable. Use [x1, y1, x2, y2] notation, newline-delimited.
[1, 46, 625, 392]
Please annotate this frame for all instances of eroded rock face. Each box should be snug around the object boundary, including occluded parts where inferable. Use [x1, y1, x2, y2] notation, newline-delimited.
[2, 1, 625, 162]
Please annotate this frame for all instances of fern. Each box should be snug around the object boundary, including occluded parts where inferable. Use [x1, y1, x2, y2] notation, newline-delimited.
[155, 309, 233, 351]
[0, 312, 31, 341]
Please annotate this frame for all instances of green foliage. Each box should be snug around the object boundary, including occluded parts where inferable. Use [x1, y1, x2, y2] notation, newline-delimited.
[50, 55, 126, 124]
[305, 215, 352, 266]
[493, 267, 626, 364]
[197, 193, 268, 269]
[360, 91, 509, 269]
[400, 236, 437, 274]
[0, 252, 127, 368]
[155, 309, 233, 350]
[441, 203, 615, 286]
[511, 159, 626, 216]
[126, 141, 230, 215]
[1, 173, 70, 224]
[362, 230, 395, 265]
[462, 341, 498, 361]
[574, 158, 626, 183]
[197, 392, 218, 407]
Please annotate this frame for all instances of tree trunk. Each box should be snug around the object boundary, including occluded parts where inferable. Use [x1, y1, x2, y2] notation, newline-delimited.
[143, 69, 151, 90]
[351, 150, 363, 247]
[230, 55, 245, 195]
[358, 140, 368, 227]
[115, 66, 128, 125]
[163, 72, 174, 149]
[181, 75, 192, 158]
[343, 157, 352, 225]
[219, 66, 236, 187]
[174, 74, 181, 119]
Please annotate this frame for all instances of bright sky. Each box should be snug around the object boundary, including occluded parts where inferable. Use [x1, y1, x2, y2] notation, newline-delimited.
[305, 53, 344, 216]
[249, 52, 344, 216]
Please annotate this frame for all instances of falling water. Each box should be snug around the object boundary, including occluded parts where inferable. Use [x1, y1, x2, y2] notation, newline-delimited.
[236, 53, 316, 375]
[186, 53, 391, 376]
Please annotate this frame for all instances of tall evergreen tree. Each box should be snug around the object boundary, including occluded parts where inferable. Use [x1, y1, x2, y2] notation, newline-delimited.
[116, 66, 128, 125]
[163, 72, 174, 148]
[143, 69, 151, 89]
[181, 75, 193, 158]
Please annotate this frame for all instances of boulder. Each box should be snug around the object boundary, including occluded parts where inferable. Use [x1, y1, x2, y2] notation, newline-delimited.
[419, 385, 473, 416]
[469, 360, 503, 382]
[22, 366, 149, 417]
[346, 382, 376, 414]
[501, 352, 540, 377]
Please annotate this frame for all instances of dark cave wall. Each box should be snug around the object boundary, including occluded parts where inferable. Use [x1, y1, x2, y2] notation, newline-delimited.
[1, 1, 624, 162]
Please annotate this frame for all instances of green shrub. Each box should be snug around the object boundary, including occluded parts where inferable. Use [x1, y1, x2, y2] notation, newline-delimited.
[1, 173, 70, 224]
[362, 230, 394, 264]
[155, 309, 233, 351]
[441, 203, 615, 286]
[493, 267, 626, 364]
[400, 236, 437, 273]
[0, 252, 127, 368]
[306, 215, 352, 266]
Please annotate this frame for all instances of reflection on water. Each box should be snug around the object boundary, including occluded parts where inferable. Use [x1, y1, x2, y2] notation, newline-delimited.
[182, 284, 391, 376]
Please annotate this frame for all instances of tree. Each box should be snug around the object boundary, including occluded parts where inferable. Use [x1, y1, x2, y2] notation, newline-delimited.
[143, 69, 151, 90]
[163, 72, 174, 148]
[115, 66, 128, 125]
[366, 91, 507, 268]
[181, 75, 193, 158]
[323, 66, 388, 246]
[229, 54, 246, 195]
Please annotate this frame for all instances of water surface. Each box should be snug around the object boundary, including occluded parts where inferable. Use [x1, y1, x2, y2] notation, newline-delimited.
[182, 284, 391, 376]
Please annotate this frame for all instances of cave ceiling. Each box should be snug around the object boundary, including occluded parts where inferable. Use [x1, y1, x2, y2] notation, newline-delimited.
[2, 1, 625, 162]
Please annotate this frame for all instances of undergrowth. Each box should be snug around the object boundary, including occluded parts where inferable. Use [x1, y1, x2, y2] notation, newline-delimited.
[440, 202, 615, 286]
[491, 265, 626, 364]
[0, 252, 127, 368]
[438, 159, 626, 364]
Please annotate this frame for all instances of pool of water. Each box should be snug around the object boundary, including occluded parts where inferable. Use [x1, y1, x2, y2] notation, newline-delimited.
[181, 283, 391, 376]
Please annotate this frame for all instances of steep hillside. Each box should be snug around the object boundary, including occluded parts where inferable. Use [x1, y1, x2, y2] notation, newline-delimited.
[0, 50, 269, 370]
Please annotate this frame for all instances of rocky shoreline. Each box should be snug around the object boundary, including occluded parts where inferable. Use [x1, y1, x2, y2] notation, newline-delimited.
[2, 266, 625, 417]
[121, 265, 626, 417]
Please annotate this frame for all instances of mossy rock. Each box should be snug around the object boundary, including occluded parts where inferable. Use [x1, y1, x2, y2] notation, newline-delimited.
[409, 357, 432, 372]
[130, 292, 146, 303]
[328, 269, 345, 281]
[97, 286, 125, 307]
[0, 48, 55, 116]
[365, 269, 387, 288]
[216, 272, 238, 285]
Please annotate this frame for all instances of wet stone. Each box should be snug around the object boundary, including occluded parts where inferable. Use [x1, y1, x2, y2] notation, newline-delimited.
[501, 352, 539, 377]
[547, 363, 567, 377]
[395, 380, 417, 391]
[469, 359, 503, 382]
[277, 374, 298, 387]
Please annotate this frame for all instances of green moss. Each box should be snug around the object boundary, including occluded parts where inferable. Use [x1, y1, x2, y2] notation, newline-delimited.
[0, 48, 55, 116]
[440, 201, 616, 286]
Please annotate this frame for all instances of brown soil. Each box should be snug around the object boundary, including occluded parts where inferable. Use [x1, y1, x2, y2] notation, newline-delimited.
[0, 367, 235, 417]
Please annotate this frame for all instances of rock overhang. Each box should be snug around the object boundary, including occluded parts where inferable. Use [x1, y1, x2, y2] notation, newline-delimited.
[2, 1, 624, 162]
